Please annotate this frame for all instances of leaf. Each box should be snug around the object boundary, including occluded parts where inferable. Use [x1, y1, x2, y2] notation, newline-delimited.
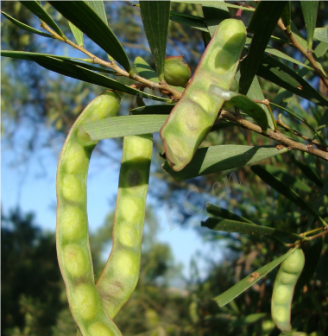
[295, 239, 324, 294]
[140, 1, 171, 81]
[68, 22, 83, 46]
[235, 72, 275, 130]
[163, 145, 289, 181]
[281, 2, 291, 33]
[85, 0, 108, 25]
[1, 10, 53, 38]
[231, 313, 266, 327]
[300, 1, 319, 49]
[130, 104, 174, 115]
[169, 11, 208, 32]
[1, 51, 169, 103]
[202, 218, 302, 241]
[251, 165, 327, 227]
[21, 0, 66, 39]
[314, 27, 328, 44]
[257, 54, 328, 107]
[202, 1, 230, 36]
[291, 156, 323, 188]
[49, 1, 132, 74]
[209, 86, 269, 131]
[134, 56, 159, 82]
[239, 1, 287, 94]
[82, 115, 168, 140]
[206, 203, 254, 224]
[214, 248, 297, 307]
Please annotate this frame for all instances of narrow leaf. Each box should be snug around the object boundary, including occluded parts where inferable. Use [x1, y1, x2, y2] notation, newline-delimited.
[239, 1, 287, 94]
[134, 56, 159, 82]
[257, 54, 328, 107]
[202, 1, 230, 36]
[169, 11, 208, 32]
[291, 156, 323, 188]
[251, 165, 327, 227]
[314, 27, 328, 44]
[202, 218, 302, 241]
[209, 86, 269, 131]
[68, 22, 83, 46]
[86, 0, 108, 25]
[206, 203, 254, 224]
[300, 1, 319, 49]
[1, 10, 53, 38]
[82, 115, 168, 140]
[21, 1, 65, 39]
[163, 145, 289, 181]
[140, 1, 171, 81]
[214, 248, 297, 307]
[49, 1, 132, 74]
[281, 2, 291, 33]
[1, 51, 168, 102]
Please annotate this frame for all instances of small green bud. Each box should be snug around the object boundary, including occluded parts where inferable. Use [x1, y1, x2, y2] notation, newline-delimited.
[164, 56, 191, 87]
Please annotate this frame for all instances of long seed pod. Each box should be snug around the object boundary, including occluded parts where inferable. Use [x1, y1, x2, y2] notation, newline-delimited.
[160, 18, 246, 171]
[56, 90, 123, 336]
[96, 134, 153, 318]
[271, 248, 305, 332]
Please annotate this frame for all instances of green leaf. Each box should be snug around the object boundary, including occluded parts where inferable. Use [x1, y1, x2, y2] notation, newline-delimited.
[239, 1, 287, 94]
[214, 248, 297, 307]
[140, 1, 171, 81]
[169, 11, 208, 32]
[134, 56, 159, 82]
[1, 10, 53, 38]
[251, 165, 327, 227]
[130, 104, 174, 115]
[281, 2, 291, 33]
[314, 27, 328, 44]
[257, 54, 328, 107]
[82, 115, 168, 140]
[291, 156, 323, 188]
[314, 41, 328, 58]
[1, 51, 168, 103]
[300, 1, 319, 49]
[163, 145, 289, 181]
[206, 203, 254, 224]
[202, 1, 230, 36]
[68, 22, 83, 46]
[235, 72, 275, 130]
[21, 0, 66, 39]
[49, 1, 132, 74]
[85, 0, 108, 25]
[231, 313, 266, 327]
[202, 218, 302, 241]
[209, 86, 269, 131]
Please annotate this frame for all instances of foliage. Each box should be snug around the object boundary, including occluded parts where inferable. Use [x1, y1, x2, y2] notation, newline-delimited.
[1, 1, 328, 336]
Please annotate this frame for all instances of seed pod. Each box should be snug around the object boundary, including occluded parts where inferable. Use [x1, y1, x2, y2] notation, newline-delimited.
[271, 248, 305, 332]
[164, 56, 191, 87]
[96, 134, 153, 318]
[160, 18, 246, 171]
[56, 90, 123, 336]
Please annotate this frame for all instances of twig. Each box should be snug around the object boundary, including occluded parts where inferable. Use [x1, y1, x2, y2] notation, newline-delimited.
[220, 110, 328, 162]
[40, 21, 182, 101]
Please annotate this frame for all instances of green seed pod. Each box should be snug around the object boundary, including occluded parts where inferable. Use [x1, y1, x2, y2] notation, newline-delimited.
[160, 19, 246, 171]
[271, 248, 305, 333]
[96, 134, 153, 319]
[56, 90, 123, 336]
[164, 56, 191, 87]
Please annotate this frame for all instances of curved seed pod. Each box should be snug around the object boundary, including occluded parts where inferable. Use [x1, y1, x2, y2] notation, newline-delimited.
[56, 90, 123, 336]
[271, 248, 305, 333]
[160, 18, 246, 171]
[96, 134, 153, 318]
[164, 56, 191, 87]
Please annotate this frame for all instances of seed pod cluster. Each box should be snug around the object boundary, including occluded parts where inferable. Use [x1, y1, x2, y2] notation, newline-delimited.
[96, 134, 153, 318]
[271, 248, 305, 332]
[56, 90, 123, 336]
[160, 18, 246, 171]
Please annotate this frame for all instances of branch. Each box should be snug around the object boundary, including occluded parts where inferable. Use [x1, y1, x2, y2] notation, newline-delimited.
[40, 22, 182, 101]
[220, 110, 328, 162]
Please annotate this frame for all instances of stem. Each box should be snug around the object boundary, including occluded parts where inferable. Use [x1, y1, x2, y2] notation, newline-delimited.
[40, 21, 182, 101]
[220, 110, 328, 162]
